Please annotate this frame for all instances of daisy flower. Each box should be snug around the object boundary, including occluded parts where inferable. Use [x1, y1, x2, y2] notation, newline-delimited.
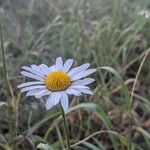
[18, 57, 96, 111]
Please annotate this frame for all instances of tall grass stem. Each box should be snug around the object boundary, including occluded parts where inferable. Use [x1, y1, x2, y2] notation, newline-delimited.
[129, 48, 150, 150]
[0, 24, 13, 148]
[60, 104, 71, 150]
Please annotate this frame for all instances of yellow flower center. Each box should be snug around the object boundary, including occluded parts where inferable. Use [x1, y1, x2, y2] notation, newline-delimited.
[44, 71, 71, 91]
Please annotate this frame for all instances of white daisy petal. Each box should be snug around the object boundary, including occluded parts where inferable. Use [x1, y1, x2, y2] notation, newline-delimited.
[26, 89, 51, 98]
[71, 85, 90, 89]
[61, 92, 69, 112]
[31, 65, 46, 77]
[53, 92, 61, 105]
[26, 89, 40, 97]
[39, 64, 50, 74]
[39, 64, 56, 74]
[21, 71, 44, 81]
[22, 66, 44, 77]
[63, 59, 73, 72]
[66, 88, 81, 96]
[35, 89, 51, 98]
[46, 93, 54, 110]
[76, 88, 93, 95]
[68, 63, 90, 77]
[17, 81, 44, 88]
[49, 65, 57, 72]
[71, 69, 96, 81]
[44, 91, 52, 95]
[22, 66, 34, 73]
[55, 57, 63, 70]
[72, 78, 95, 86]
[21, 85, 46, 93]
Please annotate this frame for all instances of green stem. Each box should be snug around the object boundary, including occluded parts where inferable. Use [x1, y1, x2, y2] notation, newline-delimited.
[127, 101, 132, 150]
[60, 104, 71, 150]
[128, 110, 132, 150]
[0, 24, 13, 148]
[128, 48, 150, 150]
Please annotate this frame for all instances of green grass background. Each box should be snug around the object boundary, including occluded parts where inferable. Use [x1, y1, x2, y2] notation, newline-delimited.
[0, 0, 150, 149]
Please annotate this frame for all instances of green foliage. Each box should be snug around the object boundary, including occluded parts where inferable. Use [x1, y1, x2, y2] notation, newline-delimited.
[0, 0, 150, 149]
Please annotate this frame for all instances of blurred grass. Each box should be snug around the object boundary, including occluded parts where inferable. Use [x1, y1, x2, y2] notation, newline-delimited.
[0, 0, 150, 149]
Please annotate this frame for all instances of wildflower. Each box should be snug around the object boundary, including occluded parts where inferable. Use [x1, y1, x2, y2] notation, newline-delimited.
[18, 57, 96, 111]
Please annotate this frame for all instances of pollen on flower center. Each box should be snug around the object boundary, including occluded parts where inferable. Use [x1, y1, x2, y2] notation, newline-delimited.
[44, 71, 71, 91]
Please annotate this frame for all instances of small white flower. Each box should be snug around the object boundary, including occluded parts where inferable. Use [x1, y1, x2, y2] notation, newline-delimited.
[18, 57, 96, 111]
[138, 9, 150, 19]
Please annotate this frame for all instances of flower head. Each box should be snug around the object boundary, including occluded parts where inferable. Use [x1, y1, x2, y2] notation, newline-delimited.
[18, 57, 96, 111]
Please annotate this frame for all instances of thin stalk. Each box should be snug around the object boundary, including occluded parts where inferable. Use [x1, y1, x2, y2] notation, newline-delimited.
[128, 112, 132, 150]
[128, 48, 150, 150]
[0, 24, 13, 148]
[60, 104, 71, 150]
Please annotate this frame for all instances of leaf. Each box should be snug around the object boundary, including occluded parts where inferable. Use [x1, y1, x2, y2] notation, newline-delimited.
[99, 66, 132, 150]
[37, 143, 53, 150]
[67, 103, 98, 113]
[100, 66, 131, 109]
[136, 127, 150, 140]
[82, 141, 100, 150]
[67, 104, 118, 150]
